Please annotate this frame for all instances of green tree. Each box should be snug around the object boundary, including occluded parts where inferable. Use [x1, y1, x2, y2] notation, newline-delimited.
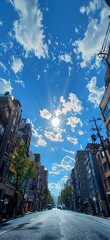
[42, 188, 54, 209]
[10, 144, 36, 215]
[61, 185, 73, 209]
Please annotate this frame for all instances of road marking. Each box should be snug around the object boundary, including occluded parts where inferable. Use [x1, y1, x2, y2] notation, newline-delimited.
[0, 226, 16, 236]
[30, 218, 35, 221]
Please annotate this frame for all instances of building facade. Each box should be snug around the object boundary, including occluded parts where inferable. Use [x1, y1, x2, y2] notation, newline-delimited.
[100, 66, 110, 142]
[96, 139, 110, 214]
[0, 96, 22, 215]
[75, 150, 89, 209]
[17, 119, 32, 157]
[85, 143, 108, 216]
[0, 96, 22, 198]
[40, 166, 48, 191]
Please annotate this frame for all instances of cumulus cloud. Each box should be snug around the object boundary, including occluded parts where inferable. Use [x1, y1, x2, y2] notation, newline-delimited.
[62, 148, 75, 155]
[74, 6, 110, 67]
[49, 175, 68, 194]
[44, 131, 64, 142]
[50, 155, 74, 175]
[11, 56, 24, 74]
[80, 0, 102, 15]
[78, 130, 84, 135]
[11, 0, 48, 58]
[80, 6, 86, 14]
[27, 119, 47, 147]
[40, 109, 52, 119]
[15, 79, 25, 88]
[48, 182, 61, 191]
[86, 76, 105, 108]
[66, 116, 83, 132]
[67, 136, 78, 145]
[59, 53, 72, 63]
[0, 78, 13, 94]
[55, 93, 83, 116]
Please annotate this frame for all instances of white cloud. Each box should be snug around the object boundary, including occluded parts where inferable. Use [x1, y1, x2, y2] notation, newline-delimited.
[0, 21, 3, 26]
[50, 147, 55, 152]
[80, 6, 86, 14]
[55, 93, 83, 116]
[68, 66, 72, 76]
[74, 6, 110, 68]
[37, 74, 40, 81]
[67, 136, 78, 145]
[50, 155, 74, 175]
[53, 96, 56, 103]
[49, 175, 68, 194]
[0, 62, 6, 72]
[54, 108, 62, 117]
[86, 76, 105, 108]
[11, 56, 24, 74]
[78, 130, 84, 135]
[80, 0, 102, 15]
[59, 53, 72, 63]
[75, 27, 78, 33]
[15, 79, 25, 88]
[62, 148, 75, 155]
[40, 109, 52, 119]
[48, 182, 61, 191]
[44, 131, 64, 142]
[61, 93, 83, 115]
[27, 119, 47, 147]
[80, 144, 83, 149]
[11, 0, 48, 58]
[67, 116, 83, 132]
[0, 78, 13, 94]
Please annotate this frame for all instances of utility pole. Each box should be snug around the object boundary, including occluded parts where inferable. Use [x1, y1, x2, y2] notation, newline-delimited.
[90, 117, 110, 169]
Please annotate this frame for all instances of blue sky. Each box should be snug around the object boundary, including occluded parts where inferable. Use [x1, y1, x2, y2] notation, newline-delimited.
[0, 0, 110, 196]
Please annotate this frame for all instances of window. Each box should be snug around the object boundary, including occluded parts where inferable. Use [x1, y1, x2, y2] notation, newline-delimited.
[7, 171, 15, 186]
[101, 151, 105, 157]
[107, 176, 110, 188]
[0, 123, 4, 136]
[103, 98, 110, 121]
[104, 179, 107, 189]
[107, 120, 110, 131]
[6, 142, 10, 154]
[103, 161, 109, 172]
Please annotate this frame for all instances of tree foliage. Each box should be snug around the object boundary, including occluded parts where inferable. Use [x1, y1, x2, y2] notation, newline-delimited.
[10, 143, 36, 194]
[61, 185, 73, 208]
[42, 188, 54, 208]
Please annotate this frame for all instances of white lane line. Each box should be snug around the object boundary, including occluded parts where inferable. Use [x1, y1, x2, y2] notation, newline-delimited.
[30, 218, 35, 221]
[0, 226, 16, 236]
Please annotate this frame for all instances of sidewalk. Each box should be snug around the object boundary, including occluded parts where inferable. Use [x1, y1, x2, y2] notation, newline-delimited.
[0, 211, 32, 223]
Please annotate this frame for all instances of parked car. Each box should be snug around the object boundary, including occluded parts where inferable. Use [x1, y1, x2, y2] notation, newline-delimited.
[57, 205, 62, 209]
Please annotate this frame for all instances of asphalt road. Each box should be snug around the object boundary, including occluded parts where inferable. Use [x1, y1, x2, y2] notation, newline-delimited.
[0, 209, 110, 240]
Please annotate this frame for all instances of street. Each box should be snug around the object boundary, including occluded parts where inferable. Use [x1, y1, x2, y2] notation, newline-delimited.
[0, 209, 110, 240]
